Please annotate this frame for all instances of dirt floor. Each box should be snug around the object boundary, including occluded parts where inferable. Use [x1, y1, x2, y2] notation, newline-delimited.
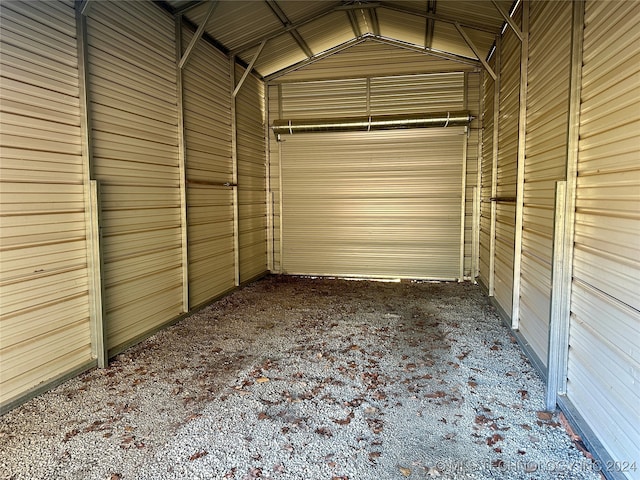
[0, 276, 602, 480]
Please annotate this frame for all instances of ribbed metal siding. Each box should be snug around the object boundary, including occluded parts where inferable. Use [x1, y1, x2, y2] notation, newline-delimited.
[236, 65, 268, 283]
[494, 10, 521, 317]
[280, 129, 464, 279]
[275, 39, 478, 83]
[518, 1, 572, 367]
[479, 64, 495, 288]
[281, 79, 367, 119]
[568, 0, 640, 472]
[182, 29, 235, 307]
[0, 0, 93, 406]
[87, 1, 182, 351]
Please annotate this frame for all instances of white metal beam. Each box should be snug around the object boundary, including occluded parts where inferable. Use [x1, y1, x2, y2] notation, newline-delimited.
[491, 0, 523, 41]
[178, 0, 218, 70]
[454, 23, 497, 80]
[233, 40, 267, 97]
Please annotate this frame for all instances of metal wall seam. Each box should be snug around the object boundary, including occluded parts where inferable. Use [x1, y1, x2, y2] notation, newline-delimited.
[567, 0, 640, 474]
[86, 0, 183, 353]
[519, 0, 572, 369]
[0, 0, 95, 410]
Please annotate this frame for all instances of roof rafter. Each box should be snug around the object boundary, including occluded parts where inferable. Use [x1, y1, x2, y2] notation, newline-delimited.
[265, 0, 313, 58]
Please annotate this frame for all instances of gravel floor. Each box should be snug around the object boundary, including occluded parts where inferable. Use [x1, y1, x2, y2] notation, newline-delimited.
[1, 276, 602, 480]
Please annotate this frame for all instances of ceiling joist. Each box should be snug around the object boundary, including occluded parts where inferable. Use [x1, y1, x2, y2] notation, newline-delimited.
[491, 0, 523, 41]
[178, 0, 219, 69]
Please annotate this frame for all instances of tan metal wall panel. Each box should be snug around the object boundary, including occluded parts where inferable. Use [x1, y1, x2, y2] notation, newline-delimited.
[493, 9, 521, 316]
[568, 0, 640, 472]
[479, 66, 495, 288]
[518, 1, 572, 367]
[236, 65, 268, 283]
[280, 129, 464, 279]
[370, 73, 464, 115]
[0, 0, 93, 407]
[281, 79, 368, 119]
[182, 28, 235, 307]
[87, 1, 183, 351]
[274, 39, 478, 83]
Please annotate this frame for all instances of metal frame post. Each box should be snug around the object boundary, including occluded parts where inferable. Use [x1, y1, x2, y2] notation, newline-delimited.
[230, 56, 241, 286]
[511, 0, 529, 328]
[76, 2, 106, 367]
[489, 35, 501, 296]
[175, 16, 190, 312]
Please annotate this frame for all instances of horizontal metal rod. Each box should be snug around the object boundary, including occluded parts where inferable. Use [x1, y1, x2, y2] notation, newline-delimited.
[271, 112, 473, 135]
[186, 180, 237, 187]
[490, 197, 517, 203]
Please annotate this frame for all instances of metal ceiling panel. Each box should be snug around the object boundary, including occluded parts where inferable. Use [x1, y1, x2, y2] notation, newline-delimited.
[296, 11, 354, 55]
[276, 0, 336, 23]
[187, 0, 282, 52]
[377, 8, 426, 47]
[247, 33, 307, 77]
[437, 0, 509, 32]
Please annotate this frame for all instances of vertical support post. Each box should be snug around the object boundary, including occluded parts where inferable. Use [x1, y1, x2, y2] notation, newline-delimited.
[460, 73, 469, 282]
[366, 77, 371, 116]
[476, 71, 484, 281]
[278, 142, 284, 274]
[489, 35, 501, 296]
[175, 16, 189, 312]
[460, 130, 468, 282]
[547, 181, 567, 410]
[230, 56, 241, 286]
[556, 0, 585, 396]
[472, 186, 480, 282]
[265, 84, 273, 272]
[511, 0, 529, 328]
[76, 2, 107, 367]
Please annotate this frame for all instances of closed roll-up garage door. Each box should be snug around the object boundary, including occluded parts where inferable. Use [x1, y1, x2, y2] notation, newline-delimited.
[494, 9, 521, 318]
[518, 1, 572, 367]
[87, 1, 183, 352]
[0, 0, 94, 409]
[280, 128, 464, 279]
[182, 29, 235, 307]
[568, 0, 640, 471]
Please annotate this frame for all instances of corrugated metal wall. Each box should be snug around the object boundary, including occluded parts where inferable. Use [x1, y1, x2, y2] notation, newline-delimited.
[235, 64, 268, 283]
[0, 0, 95, 408]
[568, 0, 640, 472]
[518, 1, 572, 367]
[271, 39, 478, 83]
[280, 129, 464, 279]
[86, 1, 183, 352]
[493, 9, 521, 318]
[182, 29, 235, 307]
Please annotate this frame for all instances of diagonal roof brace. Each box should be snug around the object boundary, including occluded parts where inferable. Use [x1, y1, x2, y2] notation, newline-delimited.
[454, 23, 496, 80]
[346, 10, 362, 38]
[265, 0, 314, 58]
[178, 0, 219, 70]
[233, 40, 267, 97]
[491, 0, 523, 41]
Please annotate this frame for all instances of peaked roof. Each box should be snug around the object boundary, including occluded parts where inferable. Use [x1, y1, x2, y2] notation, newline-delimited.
[164, 0, 515, 78]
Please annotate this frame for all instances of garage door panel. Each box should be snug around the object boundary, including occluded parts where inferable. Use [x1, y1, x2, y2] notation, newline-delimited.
[281, 129, 463, 280]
